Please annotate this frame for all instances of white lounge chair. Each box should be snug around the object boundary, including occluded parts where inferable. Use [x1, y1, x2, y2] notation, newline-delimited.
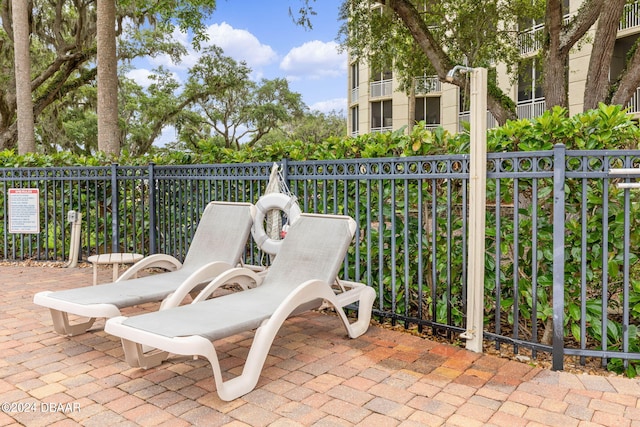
[105, 213, 376, 401]
[34, 201, 257, 336]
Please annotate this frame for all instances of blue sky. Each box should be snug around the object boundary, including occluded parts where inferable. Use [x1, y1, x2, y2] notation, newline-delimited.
[128, 0, 347, 114]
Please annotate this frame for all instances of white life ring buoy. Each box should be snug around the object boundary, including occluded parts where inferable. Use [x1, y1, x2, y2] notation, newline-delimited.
[252, 193, 302, 255]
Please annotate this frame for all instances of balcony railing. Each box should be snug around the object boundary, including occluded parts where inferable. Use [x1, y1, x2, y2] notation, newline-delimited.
[626, 87, 640, 114]
[414, 76, 441, 94]
[519, 23, 544, 56]
[370, 79, 393, 98]
[458, 111, 498, 132]
[371, 126, 393, 133]
[517, 98, 546, 120]
[350, 87, 359, 104]
[520, 4, 640, 54]
[519, 16, 571, 56]
[620, 2, 640, 31]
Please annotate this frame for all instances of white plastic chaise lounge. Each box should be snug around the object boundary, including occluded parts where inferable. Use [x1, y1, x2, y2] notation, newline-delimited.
[34, 201, 256, 336]
[105, 213, 376, 401]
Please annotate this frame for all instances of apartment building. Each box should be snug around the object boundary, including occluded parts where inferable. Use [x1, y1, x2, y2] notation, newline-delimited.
[347, 1, 640, 136]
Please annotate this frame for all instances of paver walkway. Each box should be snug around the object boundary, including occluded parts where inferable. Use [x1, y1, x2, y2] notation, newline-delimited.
[1, 263, 640, 426]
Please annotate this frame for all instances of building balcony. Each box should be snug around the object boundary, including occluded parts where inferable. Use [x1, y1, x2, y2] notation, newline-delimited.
[370, 79, 393, 98]
[519, 16, 572, 56]
[350, 87, 359, 104]
[517, 98, 546, 120]
[521, 4, 640, 56]
[626, 87, 640, 114]
[371, 126, 393, 133]
[620, 2, 640, 31]
[519, 23, 544, 56]
[414, 76, 441, 94]
[458, 111, 498, 132]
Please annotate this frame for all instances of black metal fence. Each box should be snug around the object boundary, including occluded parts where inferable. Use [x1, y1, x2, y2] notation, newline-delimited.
[2, 145, 640, 372]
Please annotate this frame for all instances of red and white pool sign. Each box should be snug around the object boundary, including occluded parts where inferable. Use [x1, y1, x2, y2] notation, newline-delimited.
[8, 188, 40, 234]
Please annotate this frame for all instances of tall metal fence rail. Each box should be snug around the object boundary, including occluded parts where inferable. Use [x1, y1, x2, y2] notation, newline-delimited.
[2, 145, 640, 371]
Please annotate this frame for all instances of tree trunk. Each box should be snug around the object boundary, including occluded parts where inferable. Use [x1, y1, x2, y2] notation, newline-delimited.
[12, 0, 35, 154]
[543, 0, 603, 110]
[583, 0, 626, 110]
[542, 0, 567, 109]
[97, 0, 119, 155]
[385, 0, 516, 125]
[611, 39, 640, 107]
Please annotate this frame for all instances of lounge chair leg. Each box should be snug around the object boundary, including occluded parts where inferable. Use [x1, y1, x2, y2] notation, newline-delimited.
[345, 286, 376, 338]
[121, 339, 168, 369]
[333, 284, 376, 338]
[50, 309, 96, 336]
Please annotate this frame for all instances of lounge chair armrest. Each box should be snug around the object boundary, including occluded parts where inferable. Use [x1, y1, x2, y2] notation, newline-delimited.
[334, 280, 369, 308]
[116, 254, 182, 282]
[160, 261, 235, 310]
[192, 267, 264, 303]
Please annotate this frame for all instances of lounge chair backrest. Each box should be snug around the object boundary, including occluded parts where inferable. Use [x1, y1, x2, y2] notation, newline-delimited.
[261, 213, 356, 291]
[181, 202, 254, 271]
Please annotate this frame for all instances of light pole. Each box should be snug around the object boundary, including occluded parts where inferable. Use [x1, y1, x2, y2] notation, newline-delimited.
[447, 66, 488, 353]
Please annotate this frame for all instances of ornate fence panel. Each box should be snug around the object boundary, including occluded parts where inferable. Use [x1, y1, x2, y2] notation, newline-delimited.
[3, 147, 640, 371]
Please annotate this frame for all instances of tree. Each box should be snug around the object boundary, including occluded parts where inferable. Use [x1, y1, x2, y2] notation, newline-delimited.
[542, 0, 602, 110]
[0, 0, 216, 153]
[175, 47, 305, 149]
[94, 0, 217, 155]
[0, 0, 96, 150]
[11, 0, 35, 154]
[96, 0, 118, 155]
[336, 0, 640, 125]
[259, 109, 347, 146]
[339, 0, 522, 124]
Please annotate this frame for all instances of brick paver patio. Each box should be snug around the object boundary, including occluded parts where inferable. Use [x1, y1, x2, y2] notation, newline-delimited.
[2, 263, 640, 426]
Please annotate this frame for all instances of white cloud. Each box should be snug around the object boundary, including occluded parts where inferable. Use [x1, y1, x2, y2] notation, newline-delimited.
[309, 98, 348, 114]
[126, 69, 154, 88]
[126, 67, 183, 88]
[204, 22, 278, 68]
[147, 23, 277, 81]
[280, 40, 347, 80]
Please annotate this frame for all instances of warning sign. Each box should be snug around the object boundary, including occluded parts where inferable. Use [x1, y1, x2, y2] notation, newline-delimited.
[8, 188, 40, 234]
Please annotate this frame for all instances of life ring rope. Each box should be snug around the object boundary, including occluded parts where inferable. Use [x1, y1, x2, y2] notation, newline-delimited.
[251, 193, 302, 256]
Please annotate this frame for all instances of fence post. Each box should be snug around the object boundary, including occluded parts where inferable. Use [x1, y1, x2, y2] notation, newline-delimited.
[148, 163, 156, 254]
[462, 67, 487, 353]
[280, 158, 289, 188]
[110, 163, 119, 253]
[552, 144, 566, 370]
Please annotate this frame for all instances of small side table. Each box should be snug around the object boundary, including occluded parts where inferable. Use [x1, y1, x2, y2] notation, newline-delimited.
[88, 253, 144, 285]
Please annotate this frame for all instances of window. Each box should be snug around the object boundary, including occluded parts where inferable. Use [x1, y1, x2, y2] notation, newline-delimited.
[370, 68, 393, 98]
[351, 106, 359, 136]
[517, 59, 545, 119]
[350, 62, 360, 104]
[415, 96, 441, 126]
[517, 60, 543, 102]
[350, 62, 359, 90]
[372, 69, 393, 82]
[371, 100, 392, 131]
